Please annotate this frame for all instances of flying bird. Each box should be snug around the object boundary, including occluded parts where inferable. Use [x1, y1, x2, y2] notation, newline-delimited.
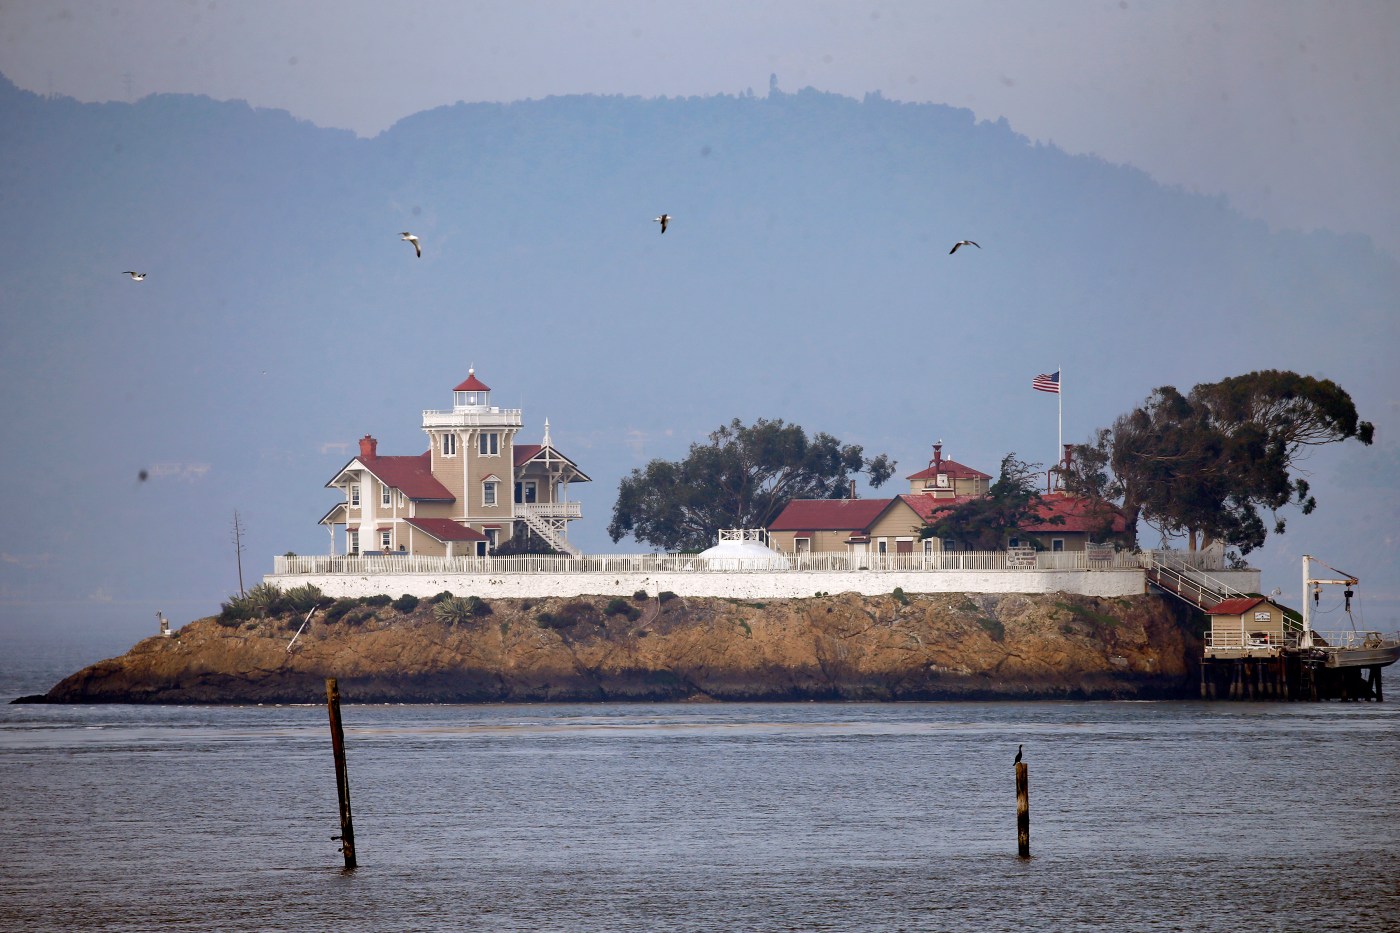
[1014, 744, 1023, 765]
[654, 214, 670, 234]
[400, 232, 421, 258]
[123, 271, 147, 281]
[949, 241, 980, 254]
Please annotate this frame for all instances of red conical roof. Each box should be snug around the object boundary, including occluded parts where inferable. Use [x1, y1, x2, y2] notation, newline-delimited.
[454, 370, 490, 392]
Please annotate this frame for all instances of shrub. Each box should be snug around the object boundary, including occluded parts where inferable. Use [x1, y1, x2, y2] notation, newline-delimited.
[282, 584, 324, 614]
[343, 607, 374, 627]
[217, 595, 254, 624]
[434, 596, 473, 626]
[245, 582, 288, 616]
[658, 591, 678, 604]
[633, 589, 649, 602]
[428, 591, 454, 605]
[536, 611, 565, 630]
[392, 594, 420, 614]
[605, 598, 632, 617]
[466, 595, 492, 617]
[556, 601, 601, 627]
[323, 598, 359, 624]
[364, 594, 392, 608]
[892, 587, 909, 605]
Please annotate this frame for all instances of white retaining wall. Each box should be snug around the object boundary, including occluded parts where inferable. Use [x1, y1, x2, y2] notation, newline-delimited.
[260, 568, 1260, 601]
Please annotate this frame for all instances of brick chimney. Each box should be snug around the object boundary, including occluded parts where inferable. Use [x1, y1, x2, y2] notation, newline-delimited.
[359, 435, 378, 460]
[849, 479, 857, 499]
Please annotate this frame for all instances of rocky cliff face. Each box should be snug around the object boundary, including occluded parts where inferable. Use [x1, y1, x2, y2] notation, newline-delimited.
[25, 592, 1200, 704]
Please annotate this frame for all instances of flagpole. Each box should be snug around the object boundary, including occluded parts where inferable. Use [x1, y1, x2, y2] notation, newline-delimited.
[1058, 364, 1063, 469]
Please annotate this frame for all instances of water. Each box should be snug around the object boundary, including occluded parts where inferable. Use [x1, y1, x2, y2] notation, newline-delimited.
[1, 697, 1397, 932]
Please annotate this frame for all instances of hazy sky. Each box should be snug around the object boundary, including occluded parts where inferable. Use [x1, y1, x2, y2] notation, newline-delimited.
[2, 0, 1397, 256]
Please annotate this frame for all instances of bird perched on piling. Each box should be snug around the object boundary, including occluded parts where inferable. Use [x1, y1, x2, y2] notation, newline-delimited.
[123, 271, 146, 281]
[654, 214, 670, 233]
[949, 240, 980, 254]
[1014, 744, 1023, 765]
[400, 232, 421, 258]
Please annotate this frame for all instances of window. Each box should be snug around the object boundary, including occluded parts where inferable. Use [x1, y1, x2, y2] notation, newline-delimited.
[1008, 537, 1021, 548]
[1051, 539, 1065, 552]
[485, 528, 499, 550]
[795, 537, 811, 555]
[380, 531, 391, 551]
[479, 432, 499, 456]
[896, 539, 914, 554]
[877, 539, 888, 555]
[348, 529, 360, 555]
[381, 484, 392, 507]
[923, 539, 934, 557]
[483, 481, 498, 507]
[943, 538, 956, 552]
[442, 433, 457, 457]
[350, 484, 360, 506]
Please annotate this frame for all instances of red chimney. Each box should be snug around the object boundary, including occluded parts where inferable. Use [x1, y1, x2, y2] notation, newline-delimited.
[359, 435, 378, 459]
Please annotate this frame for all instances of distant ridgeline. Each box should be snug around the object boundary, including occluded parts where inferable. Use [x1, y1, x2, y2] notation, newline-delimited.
[1, 70, 1393, 615]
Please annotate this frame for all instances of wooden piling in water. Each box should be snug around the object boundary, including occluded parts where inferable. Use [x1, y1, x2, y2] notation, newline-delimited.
[1015, 761, 1030, 858]
[326, 677, 357, 869]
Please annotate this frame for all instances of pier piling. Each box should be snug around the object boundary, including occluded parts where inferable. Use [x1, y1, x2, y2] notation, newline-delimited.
[1015, 761, 1030, 858]
[326, 677, 357, 869]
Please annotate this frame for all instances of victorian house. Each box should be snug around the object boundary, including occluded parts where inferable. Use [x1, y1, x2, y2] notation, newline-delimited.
[766, 442, 1124, 557]
[320, 371, 589, 557]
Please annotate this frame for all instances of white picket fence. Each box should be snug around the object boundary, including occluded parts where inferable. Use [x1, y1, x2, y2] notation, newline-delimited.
[272, 547, 1204, 577]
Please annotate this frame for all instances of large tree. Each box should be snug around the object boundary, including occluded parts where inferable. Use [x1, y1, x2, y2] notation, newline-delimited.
[918, 454, 1061, 550]
[1063, 370, 1373, 553]
[608, 417, 895, 551]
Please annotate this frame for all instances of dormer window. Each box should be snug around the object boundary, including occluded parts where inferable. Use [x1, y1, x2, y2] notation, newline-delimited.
[350, 484, 361, 507]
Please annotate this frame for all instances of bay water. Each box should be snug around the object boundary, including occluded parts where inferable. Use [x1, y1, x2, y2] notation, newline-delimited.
[1, 646, 1397, 931]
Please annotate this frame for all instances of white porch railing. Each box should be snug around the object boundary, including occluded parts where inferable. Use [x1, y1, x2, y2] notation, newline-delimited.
[514, 501, 582, 521]
[272, 547, 1151, 577]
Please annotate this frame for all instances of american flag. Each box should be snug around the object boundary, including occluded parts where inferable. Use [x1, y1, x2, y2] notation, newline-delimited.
[1032, 371, 1060, 394]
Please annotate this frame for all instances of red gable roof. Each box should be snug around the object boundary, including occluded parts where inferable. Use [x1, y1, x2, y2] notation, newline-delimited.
[403, 517, 488, 542]
[1207, 597, 1268, 616]
[513, 444, 542, 467]
[454, 372, 490, 392]
[899, 494, 977, 521]
[768, 498, 894, 532]
[1021, 493, 1128, 534]
[907, 457, 991, 481]
[362, 452, 455, 501]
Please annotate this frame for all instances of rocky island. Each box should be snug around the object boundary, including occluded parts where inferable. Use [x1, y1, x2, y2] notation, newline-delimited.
[20, 590, 1199, 704]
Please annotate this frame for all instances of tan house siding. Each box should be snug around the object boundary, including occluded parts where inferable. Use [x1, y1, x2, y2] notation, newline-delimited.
[1210, 600, 1288, 646]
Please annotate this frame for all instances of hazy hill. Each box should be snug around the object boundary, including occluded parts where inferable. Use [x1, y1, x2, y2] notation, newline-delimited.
[0, 73, 1395, 637]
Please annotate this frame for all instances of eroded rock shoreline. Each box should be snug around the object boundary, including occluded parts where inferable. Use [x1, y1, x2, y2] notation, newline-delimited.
[17, 591, 1200, 704]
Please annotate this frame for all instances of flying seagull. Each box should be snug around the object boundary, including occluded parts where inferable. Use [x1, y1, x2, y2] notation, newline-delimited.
[400, 232, 421, 258]
[949, 240, 980, 254]
[123, 271, 147, 281]
[654, 214, 670, 234]
[1014, 744, 1023, 765]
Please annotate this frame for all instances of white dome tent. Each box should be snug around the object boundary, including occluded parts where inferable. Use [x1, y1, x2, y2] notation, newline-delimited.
[692, 529, 791, 571]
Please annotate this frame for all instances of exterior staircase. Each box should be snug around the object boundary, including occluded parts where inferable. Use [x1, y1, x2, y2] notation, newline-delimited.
[514, 503, 583, 557]
[1142, 553, 1248, 611]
